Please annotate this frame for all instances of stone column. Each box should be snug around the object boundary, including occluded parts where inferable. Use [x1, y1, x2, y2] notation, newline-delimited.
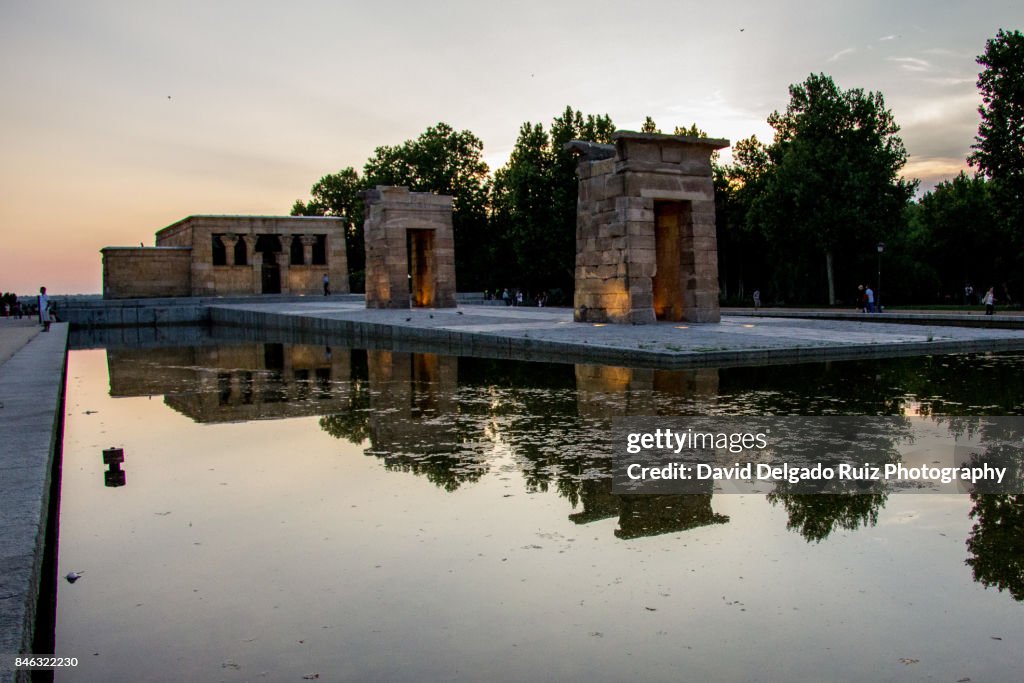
[224, 233, 238, 265]
[300, 235, 317, 265]
[279, 259, 290, 294]
[244, 235, 261, 293]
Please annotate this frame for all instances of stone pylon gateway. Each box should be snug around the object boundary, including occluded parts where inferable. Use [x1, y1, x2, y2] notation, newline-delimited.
[361, 186, 457, 309]
[567, 131, 729, 324]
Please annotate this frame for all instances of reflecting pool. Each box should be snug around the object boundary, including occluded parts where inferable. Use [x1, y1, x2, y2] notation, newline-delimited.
[56, 335, 1024, 681]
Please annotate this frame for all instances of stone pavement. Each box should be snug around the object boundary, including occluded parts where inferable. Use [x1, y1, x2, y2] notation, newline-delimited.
[210, 302, 1024, 369]
[0, 321, 68, 682]
[0, 320, 40, 365]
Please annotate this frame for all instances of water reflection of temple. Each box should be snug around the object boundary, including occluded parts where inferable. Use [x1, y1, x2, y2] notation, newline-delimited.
[575, 364, 720, 416]
[107, 343, 356, 422]
[108, 344, 732, 540]
[364, 351, 483, 490]
[569, 478, 728, 539]
[570, 363, 729, 539]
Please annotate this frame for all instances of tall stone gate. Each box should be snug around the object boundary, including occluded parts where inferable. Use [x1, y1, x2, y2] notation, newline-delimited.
[567, 131, 729, 324]
[362, 186, 457, 309]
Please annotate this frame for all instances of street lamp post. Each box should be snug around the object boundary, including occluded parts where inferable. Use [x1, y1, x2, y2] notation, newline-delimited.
[876, 242, 886, 313]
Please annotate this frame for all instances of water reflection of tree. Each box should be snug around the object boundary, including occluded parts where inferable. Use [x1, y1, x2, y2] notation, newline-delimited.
[718, 353, 1024, 416]
[318, 350, 371, 443]
[319, 378, 371, 444]
[966, 494, 1024, 601]
[762, 416, 908, 542]
[766, 493, 887, 543]
[935, 416, 1024, 601]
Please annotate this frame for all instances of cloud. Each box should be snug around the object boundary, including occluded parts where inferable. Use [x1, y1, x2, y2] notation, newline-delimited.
[878, 34, 898, 41]
[888, 56, 932, 72]
[922, 76, 977, 87]
[828, 47, 856, 62]
[903, 156, 971, 193]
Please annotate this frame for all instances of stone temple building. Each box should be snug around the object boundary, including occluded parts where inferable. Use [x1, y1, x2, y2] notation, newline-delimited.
[567, 131, 729, 324]
[362, 186, 457, 309]
[102, 215, 349, 299]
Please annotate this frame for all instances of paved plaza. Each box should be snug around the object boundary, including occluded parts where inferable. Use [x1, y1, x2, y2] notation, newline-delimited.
[211, 301, 1024, 368]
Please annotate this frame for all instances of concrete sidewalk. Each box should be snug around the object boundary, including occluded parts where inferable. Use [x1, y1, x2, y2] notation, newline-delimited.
[0, 322, 69, 682]
[0, 320, 41, 365]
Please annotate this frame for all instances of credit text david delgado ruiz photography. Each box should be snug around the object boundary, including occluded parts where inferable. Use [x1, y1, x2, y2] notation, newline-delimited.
[611, 417, 1024, 495]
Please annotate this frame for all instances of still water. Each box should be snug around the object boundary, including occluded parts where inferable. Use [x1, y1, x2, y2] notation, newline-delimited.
[56, 337, 1024, 681]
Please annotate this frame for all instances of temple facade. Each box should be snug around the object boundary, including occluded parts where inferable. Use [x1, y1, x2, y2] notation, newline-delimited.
[102, 215, 349, 299]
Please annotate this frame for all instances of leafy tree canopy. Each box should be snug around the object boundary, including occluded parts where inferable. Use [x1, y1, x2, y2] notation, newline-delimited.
[363, 122, 491, 288]
[489, 107, 614, 295]
[968, 28, 1024, 280]
[969, 29, 1024, 192]
[292, 167, 365, 290]
[750, 73, 916, 304]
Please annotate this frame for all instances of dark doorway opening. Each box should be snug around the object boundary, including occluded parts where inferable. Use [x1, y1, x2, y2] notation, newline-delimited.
[407, 229, 435, 307]
[652, 201, 690, 321]
[262, 252, 281, 294]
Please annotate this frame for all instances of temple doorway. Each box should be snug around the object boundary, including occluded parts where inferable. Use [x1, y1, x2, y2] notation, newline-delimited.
[407, 229, 435, 307]
[652, 201, 690, 321]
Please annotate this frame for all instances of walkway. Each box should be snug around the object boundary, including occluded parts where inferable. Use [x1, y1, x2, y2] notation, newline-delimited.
[0, 320, 69, 681]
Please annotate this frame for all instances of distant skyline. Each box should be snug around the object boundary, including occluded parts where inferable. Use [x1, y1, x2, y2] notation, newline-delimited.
[2, 1, 1021, 294]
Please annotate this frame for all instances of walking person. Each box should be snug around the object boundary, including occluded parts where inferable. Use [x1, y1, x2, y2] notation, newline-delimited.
[865, 286, 875, 313]
[322, 273, 330, 296]
[983, 286, 996, 315]
[752, 289, 761, 311]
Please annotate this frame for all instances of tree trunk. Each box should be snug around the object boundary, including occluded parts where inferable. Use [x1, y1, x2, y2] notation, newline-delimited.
[826, 251, 835, 306]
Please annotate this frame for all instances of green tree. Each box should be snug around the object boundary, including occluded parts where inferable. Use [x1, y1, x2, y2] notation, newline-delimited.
[968, 29, 1024, 297]
[901, 173, 1003, 303]
[673, 122, 707, 137]
[716, 135, 772, 302]
[640, 115, 661, 133]
[362, 123, 491, 289]
[292, 167, 365, 291]
[490, 122, 557, 292]
[490, 107, 614, 298]
[751, 73, 916, 304]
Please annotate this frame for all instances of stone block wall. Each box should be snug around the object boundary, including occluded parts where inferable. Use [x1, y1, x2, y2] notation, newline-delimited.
[569, 132, 729, 324]
[101, 247, 192, 299]
[362, 186, 457, 309]
[156, 215, 349, 296]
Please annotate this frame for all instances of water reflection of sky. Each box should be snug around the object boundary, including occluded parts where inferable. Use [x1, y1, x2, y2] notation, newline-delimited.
[56, 345, 1024, 682]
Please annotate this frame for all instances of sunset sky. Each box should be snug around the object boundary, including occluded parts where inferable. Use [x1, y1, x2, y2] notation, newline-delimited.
[1, 0, 1021, 294]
